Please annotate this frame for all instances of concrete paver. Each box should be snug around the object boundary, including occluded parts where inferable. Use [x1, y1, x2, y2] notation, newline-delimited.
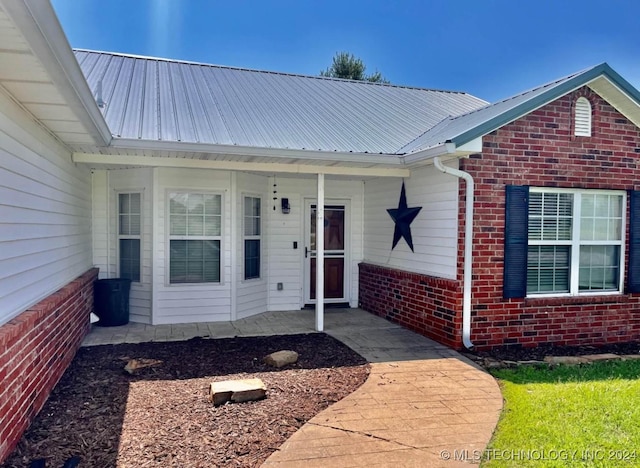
[82, 308, 502, 467]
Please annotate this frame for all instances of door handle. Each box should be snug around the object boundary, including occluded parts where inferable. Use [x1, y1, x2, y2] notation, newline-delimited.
[305, 247, 308, 258]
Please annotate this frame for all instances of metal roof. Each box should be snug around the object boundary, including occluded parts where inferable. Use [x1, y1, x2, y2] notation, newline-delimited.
[399, 63, 640, 153]
[73, 50, 488, 155]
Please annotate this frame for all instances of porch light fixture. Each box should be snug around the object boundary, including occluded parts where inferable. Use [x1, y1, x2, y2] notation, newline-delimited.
[281, 198, 290, 214]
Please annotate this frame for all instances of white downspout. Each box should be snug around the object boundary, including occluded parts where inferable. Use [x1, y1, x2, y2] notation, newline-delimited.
[434, 157, 474, 349]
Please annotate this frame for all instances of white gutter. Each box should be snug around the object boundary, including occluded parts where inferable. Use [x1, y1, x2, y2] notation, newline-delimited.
[433, 156, 474, 349]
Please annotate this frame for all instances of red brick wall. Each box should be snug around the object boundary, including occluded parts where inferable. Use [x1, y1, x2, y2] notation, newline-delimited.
[359, 263, 462, 348]
[0, 268, 98, 462]
[461, 86, 640, 349]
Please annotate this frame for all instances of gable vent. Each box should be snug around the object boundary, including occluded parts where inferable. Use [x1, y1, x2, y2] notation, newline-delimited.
[574, 97, 592, 136]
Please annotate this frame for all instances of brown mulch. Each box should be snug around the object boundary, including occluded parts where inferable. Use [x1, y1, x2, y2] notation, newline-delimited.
[471, 340, 640, 362]
[3, 334, 369, 468]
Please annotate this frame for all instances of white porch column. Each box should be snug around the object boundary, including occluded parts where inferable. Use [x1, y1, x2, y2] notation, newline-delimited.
[316, 173, 325, 332]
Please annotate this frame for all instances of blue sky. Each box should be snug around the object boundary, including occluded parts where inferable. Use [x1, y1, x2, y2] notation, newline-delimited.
[51, 0, 640, 102]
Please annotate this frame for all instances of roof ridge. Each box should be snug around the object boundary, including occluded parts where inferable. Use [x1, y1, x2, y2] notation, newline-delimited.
[72, 48, 471, 95]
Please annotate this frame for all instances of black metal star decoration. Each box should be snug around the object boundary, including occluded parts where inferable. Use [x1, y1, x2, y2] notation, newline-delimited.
[387, 182, 422, 252]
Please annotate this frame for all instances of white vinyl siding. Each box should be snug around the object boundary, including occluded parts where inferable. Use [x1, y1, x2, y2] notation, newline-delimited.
[0, 100, 92, 326]
[527, 188, 625, 296]
[236, 173, 268, 319]
[363, 162, 459, 279]
[575, 97, 592, 136]
[92, 168, 153, 324]
[267, 177, 363, 310]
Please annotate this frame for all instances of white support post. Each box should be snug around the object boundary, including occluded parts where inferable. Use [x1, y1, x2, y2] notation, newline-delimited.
[316, 173, 325, 332]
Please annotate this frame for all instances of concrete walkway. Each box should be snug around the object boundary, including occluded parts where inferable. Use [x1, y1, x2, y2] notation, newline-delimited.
[83, 309, 502, 467]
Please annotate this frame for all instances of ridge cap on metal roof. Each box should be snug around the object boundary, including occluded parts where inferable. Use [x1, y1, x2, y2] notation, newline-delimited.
[446, 63, 604, 123]
[72, 48, 475, 95]
[447, 63, 626, 147]
[398, 63, 622, 155]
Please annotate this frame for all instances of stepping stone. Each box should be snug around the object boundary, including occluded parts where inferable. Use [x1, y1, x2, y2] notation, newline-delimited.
[209, 378, 266, 406]
[264, 350, 299, 368]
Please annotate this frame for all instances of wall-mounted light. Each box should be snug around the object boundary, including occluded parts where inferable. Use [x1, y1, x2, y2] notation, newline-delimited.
[281, 198, 290, 214]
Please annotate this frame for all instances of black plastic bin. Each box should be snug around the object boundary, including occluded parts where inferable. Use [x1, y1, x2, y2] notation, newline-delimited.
[93, 278, 132, 327]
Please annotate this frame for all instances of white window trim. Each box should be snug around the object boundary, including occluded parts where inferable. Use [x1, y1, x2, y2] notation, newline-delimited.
[242, 193, 262, 282]
[165, 190, 224, 286]
[527, 187, 626, 298]
[117, 191, 143, 283]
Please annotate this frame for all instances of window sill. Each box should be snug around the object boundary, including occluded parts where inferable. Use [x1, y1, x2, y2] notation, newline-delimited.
[524, 294, 629, 307]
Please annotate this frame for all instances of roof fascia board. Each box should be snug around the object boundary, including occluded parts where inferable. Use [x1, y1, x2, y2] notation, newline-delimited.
[597, 65, 640, 104]
[1, 0, 112, 146]
[110, 137, 404, 165]
[450, 64, 626, 147]
[590, 76, 640, 127]
[72, 152, 411, 177]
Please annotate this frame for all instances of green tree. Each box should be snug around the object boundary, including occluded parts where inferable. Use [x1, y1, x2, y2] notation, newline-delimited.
[320, 52, 389, 83]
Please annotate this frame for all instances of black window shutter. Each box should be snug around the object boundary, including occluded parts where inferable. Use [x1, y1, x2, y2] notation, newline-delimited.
[628, 191, 640, 293]
[503, 185, 529, 298]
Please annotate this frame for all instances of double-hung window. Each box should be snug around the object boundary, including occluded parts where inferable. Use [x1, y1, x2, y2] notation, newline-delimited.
[169, 192, 221, 284]
[243, 196, 261, 280]
[118, 193, 141, 282]
[505, 187, 625, 297]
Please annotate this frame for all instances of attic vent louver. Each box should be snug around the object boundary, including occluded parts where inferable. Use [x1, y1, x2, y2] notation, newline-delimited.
[95, 80, 106, 108]
[574, 97, 591, 136]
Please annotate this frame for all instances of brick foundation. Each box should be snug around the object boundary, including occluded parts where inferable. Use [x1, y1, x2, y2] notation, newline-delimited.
[359, 263, 462, 348]
[0, 268, 98, 462]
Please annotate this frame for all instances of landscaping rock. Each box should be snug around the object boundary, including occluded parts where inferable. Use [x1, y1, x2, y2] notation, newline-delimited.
[516, 360, 546, 367]
[502, 360, 519, 368]
[209, 378, 267, 406]
[544, 356, 590, 365]
[621, 354, 640, 360]
[483, 358, 504, 369]
[124, 358, 163, 374]
[582, 353, 621, 362]
[264, 350, 299, 368]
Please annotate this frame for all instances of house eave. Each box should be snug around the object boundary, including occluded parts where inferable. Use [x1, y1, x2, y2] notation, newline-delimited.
[1, 0, 112, 146]
[110, 137, 404, 165]
[400, 138, 483, 166]
[72, 152, 411, 178]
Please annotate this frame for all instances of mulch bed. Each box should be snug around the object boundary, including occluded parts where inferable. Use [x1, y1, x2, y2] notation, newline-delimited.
[3, 333, 369, 468]
[471, 340, 640, 362]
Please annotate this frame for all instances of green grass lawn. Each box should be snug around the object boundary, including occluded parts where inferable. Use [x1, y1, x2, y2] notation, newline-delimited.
[484, 360, 640, 467]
